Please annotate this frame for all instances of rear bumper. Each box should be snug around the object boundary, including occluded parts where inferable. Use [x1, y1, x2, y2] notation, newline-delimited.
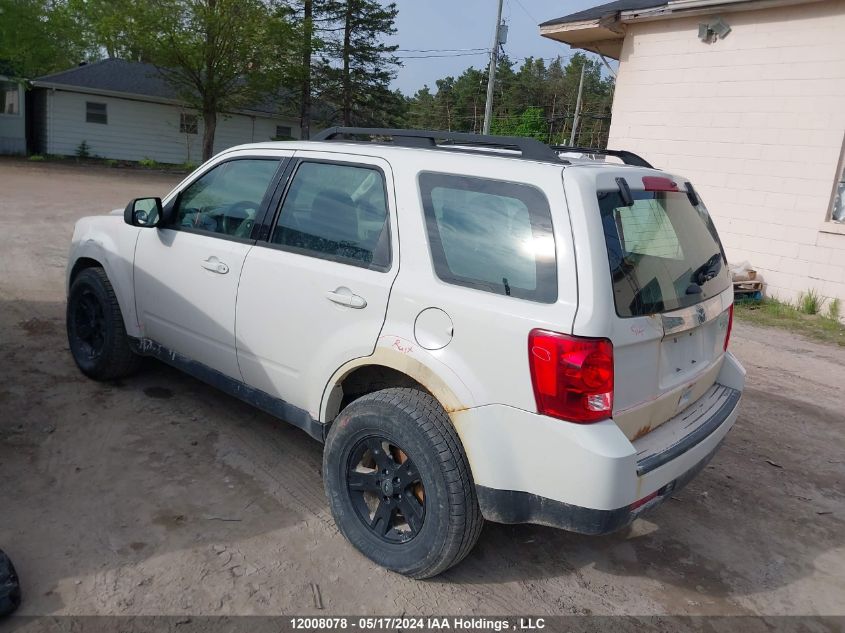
[450, 352, 745, 531]
[476, 439, 723, 534]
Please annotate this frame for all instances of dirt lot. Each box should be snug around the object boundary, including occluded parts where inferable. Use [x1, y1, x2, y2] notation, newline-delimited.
[1, 158, 843, 617]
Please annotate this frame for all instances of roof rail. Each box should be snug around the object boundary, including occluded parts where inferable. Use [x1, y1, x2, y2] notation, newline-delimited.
[313, 127, 565, 163]
[550, 145, 653, 168]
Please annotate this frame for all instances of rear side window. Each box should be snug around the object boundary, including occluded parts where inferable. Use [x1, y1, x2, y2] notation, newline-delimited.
[419, 173, 557, 303]
[598, 187, 730, 317]
[271, 161, 390, 270]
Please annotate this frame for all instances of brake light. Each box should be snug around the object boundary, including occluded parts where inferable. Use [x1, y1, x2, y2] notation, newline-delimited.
[724, 304, 733, 351]
[528, 330, 614, 423]
[642, 176, 679, 192]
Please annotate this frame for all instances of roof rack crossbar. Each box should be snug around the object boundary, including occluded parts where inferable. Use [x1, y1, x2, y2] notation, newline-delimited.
[313, 127, 564, 163]
[550, 145, 653, 168]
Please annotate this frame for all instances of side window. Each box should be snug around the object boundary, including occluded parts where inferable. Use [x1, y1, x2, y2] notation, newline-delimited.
[419, 172, 557, 303]
[86, 102, 107, 124]
[174, 159, 280, 238]
[271, 162, 390, 270]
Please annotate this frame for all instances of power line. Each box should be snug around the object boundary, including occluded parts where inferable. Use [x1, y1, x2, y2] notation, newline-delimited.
[508, 0, 537, 23]
[396, 47, 487, 53]
[397, 52, 489, 59]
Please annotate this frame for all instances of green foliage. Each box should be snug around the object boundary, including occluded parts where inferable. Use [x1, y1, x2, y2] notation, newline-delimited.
[406, 53, 614, 147]
[827, 298, 841, 321]
[798, 288, 824, 315]
[138, 157, 158, 168]
[0, 0, 92, 77]
[181, 161, 198, 171]
[104, 158, 118, 167]
[28, 154, 45, 161]
[316, 0, 402, 126]
[75, 140, 91, 159]
[735, 296, 845, 346]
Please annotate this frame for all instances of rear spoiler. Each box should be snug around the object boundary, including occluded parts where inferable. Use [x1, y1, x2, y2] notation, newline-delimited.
[550, 145, 653, 168]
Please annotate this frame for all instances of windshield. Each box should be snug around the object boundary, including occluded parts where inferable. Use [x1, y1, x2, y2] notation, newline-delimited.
[597, 188, 730, 317]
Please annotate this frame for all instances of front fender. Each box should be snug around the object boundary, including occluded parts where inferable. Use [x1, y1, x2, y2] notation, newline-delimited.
[67, 215, 141, 338]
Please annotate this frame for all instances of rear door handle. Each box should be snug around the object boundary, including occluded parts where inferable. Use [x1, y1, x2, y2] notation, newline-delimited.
[201, 256, 229, 274]
[326, 287, 367, 309]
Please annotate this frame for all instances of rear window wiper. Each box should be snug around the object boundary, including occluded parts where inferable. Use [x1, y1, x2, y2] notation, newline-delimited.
[691, 253, 723, 287]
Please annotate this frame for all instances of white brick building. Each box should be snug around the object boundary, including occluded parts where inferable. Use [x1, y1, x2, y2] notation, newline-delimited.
[541, 0, 845, 308]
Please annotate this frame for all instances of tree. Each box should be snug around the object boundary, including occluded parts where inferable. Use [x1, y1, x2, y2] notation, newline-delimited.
[405, 52, 615, 148]
[0, 0, 90, 77]
[124, 0, 297, 160]
[318, 0, 400, 126]
[299, 0, 313, 138]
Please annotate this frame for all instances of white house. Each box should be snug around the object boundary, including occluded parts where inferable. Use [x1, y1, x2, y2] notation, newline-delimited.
[0, 73, 26, 155]
[29, 58, 301, 165]
[541, 0, 845, 310]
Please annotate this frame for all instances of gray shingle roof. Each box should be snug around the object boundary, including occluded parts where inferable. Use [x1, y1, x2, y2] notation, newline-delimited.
[34, 58, 289, 116]
[36, 58, 180, 100]
[540, 0, 668, 27]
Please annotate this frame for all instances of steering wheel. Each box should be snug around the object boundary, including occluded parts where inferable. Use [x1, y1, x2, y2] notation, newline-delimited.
[221, 200, 258, 236]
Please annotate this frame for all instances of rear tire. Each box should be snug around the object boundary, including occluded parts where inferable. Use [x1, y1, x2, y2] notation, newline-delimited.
[323, 388, 483, 579]
[66, 267, 141, 381]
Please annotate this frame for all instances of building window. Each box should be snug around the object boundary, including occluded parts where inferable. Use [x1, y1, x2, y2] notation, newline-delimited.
[275, 125, 292, 139]
[0, 81, 20, 115]
[86, 102, 107, 124]
[180, 113, 198, 134]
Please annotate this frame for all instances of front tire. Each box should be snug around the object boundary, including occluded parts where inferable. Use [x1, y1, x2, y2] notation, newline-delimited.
[66, 267, 141, 381]
[323, 388, 483, 578]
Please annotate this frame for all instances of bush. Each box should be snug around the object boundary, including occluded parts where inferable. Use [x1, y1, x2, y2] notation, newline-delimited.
[798, 288, 824, 315]
[181, 161, 198, 171]
[827, 298, 841, 321]
[104, 159, 118, 167]
[28, 154, 45, 161]
[75, 140, 91, 159]
[138, 157, 158, 168]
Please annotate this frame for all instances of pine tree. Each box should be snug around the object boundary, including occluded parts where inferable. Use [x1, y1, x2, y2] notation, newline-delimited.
[318, 0, 401, 126]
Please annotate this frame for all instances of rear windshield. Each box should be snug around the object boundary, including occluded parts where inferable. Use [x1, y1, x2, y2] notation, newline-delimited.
[597, 188, 730, 317]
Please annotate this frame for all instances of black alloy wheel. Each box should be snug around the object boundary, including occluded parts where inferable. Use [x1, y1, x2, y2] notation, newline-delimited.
[346, 436, 426, 543]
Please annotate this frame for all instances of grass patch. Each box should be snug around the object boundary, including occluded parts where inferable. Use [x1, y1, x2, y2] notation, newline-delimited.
[734, 297, 845, 346]
[798, 288, 824, 315]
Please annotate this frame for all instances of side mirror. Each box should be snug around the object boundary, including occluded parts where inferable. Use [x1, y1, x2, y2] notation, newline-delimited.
[124, 197, 163, 227]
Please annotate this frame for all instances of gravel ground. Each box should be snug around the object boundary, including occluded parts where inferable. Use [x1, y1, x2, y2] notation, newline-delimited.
[1, 158, 843, 618]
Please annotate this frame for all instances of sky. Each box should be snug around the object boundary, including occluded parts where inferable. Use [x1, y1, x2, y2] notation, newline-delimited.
[388, 0, 611, 95]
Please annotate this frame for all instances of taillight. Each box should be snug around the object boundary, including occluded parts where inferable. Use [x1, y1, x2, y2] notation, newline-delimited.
[724, 304, 734, 351]
[528, 330, 614, 423]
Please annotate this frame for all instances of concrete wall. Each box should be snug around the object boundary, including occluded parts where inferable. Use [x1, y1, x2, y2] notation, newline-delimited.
[41, 89, 300, 164]
[0, 77, 26, 154]
[608, 0, 845, 308]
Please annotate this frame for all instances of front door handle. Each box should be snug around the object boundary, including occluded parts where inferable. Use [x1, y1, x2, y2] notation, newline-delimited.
[201, 256, 229, 274]
[326, 287, 367, 309]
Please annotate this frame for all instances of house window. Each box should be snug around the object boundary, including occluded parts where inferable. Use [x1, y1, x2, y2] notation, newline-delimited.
[180, 113, 198, 134]
[86, 102, 107, 124]
[0, 81, 20, 115]
[275, 125, 292, 139]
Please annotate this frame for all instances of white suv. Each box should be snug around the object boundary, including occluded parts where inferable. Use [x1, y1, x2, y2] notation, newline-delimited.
[66, 128, 745, 578]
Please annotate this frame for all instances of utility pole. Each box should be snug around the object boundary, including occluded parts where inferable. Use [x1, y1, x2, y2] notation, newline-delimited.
[569, 62, 586, 146]
[482, 0, 504, 135]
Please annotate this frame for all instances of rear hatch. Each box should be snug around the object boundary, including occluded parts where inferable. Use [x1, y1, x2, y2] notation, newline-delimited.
[594, 173, 733, 440]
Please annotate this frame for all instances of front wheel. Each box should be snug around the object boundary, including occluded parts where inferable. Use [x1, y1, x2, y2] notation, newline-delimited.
[323, 388, 483, 578]
[66, 267, 141, 381]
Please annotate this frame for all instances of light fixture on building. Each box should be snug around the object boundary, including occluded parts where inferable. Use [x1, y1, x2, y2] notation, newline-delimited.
[698, 17, 731, 43]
